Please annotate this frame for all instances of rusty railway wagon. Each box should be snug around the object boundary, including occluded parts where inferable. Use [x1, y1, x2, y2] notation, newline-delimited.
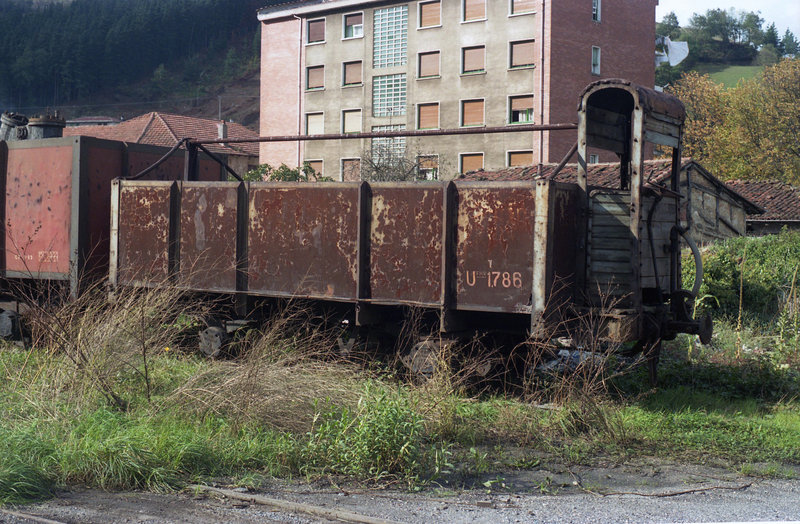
[108, 79, 709, 380]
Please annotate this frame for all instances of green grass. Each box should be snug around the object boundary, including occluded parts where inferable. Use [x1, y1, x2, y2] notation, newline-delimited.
[692, 63, 763, 87]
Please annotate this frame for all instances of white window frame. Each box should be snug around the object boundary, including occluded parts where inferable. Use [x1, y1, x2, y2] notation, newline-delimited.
[340, 157, 361, 182]
[509, 0, 536, 17]
[461, 45, 486, 75]
[342, 11, 364, 40]
[417, 50, 441, 79]
[459, 152, 485, 173]
[460, 98, 486, 127]
[507, 150, 534, 167]
[591, 46, 601, 75]
[305, 112, 324, 135]
[418, 0, 442, 29]
[589, 154, 600, 164]
[341, 108, 362, 134]
[461, 0, 487, 24]
[416, 102, 440, 130]
[508, 94, 535, 124]
[306, 17, 326, 45]
[592, 0, 601, 22]
[305, 159, 324, 177]
[417, 154, 440, 180]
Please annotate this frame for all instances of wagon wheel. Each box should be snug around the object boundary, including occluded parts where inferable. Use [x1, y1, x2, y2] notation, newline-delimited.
[199, 326, 229, 358]
[400, 338, 440, 381]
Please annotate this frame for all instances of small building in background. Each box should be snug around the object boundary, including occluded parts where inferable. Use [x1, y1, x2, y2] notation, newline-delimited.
[462, 159, 763, 244]
[725, 180, 800, 235]
[64, 112, 259, 176]
[66, 116, 123, 127]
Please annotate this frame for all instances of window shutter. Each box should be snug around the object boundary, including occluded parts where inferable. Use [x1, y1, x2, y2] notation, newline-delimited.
[346, 13, 362, 26]
[418, 104, 439, 129]
[307, 19, 325, 43]
[419, 52, 439, 77]
[509, 151, 533, 166]
[307, 160, 323, 175]
[307, 66, 324, 89]
[461, 153, 483, 173]
[462, 46, 485, 73]
[418, 156, 438, 170]
[462, 100, 484, 126]
[342, 159, 361, 181]
[306, 113, 324, 135]
[420, 1, 440, 27]
[511, 95, 533, 112]
[511, 0, 535, 14]
[344, 61, 362, 85]
[511, 40, 535, 67]
[343, 110, 361, 133]
[463, 0, 485, 21]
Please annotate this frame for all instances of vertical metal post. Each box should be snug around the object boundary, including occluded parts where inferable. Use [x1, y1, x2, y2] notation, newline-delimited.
[574, 104, 589, 300]
[0, 141, 7, 279]
[440, 181, 461, 333]
[183, 143, 199, 181]
[531, 179, 551, 337]
[109, 179, 121, 289]
[630, 108, 645, 332]
[355, 181, 376, 326]
[167, 181, 181, 281]
[235, 181, 249, 317]
[670, 139, 682, 295]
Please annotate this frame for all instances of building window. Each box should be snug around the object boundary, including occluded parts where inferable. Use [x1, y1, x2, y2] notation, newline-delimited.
[463, 0, 486, 22]
[418, 51, 440, 78]
[417, 103, 439, 130]
[371, 124, 406, 162]
[509, 95, 534, 123]
[461, 99, 484, 127]
[510, 40, 535, 68]
[510, 0, 535, 15]
[419, 1, 441, 28]
[591, 46, 601, 75]
[342, 109, 362, 134]
[462, 46, 485, 74]
[374, 6, 408, 68]
[508, 151, 533, 167]
[305, 112, 324, 135]
[343, 13, 363, 39]
[589, 154, 599, 164]
[460, 153, 484, 173]
[372, 74, 407, 117]
[307, 18, 325, 44]
[307, 160, 323, 176]
[417, 155, 439, 180]
[343, 61, 362, 86]
[341, 158, 361, 181]
[306, 65, 324, 90]
[592, 0, 601, 22]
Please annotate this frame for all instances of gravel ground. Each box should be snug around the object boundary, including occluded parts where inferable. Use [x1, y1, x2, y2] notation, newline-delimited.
[2, 459, 800, 523]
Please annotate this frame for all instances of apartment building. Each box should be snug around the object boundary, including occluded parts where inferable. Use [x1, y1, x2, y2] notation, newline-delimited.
[257, 0, 657, 180]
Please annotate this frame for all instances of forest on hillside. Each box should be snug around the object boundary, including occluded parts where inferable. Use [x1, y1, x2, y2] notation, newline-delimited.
[656, 8, 798, 85]
[0, 0, 262, 111]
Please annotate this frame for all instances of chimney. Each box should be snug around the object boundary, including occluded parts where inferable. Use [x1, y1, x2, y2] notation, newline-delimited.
[217, 121, 227, 140]
[27, 112, 66, 140]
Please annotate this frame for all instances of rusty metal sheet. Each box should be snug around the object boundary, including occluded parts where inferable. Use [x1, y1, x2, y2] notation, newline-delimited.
[127, 146, 222, 181]
[248, 183, 359, 300]
[550, 183, 581, 296]
[179, 182, 239, 292]
[116, 181, 174, 285]
[4, 144, 74, 277]
[369, 184, 443, 305]
[454, 182, 536, 313]
[84, 141, 123, 274]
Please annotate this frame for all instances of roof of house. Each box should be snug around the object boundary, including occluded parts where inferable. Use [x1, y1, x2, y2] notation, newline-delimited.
[63, 112, 259, 157]
[461, 159, 764, 215]
[725, 180, 800, 222]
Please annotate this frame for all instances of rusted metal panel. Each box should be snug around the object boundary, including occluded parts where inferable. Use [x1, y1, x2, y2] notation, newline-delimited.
[126, 145, 223, 182]
[84, 139, 124, 275]
[116, 181, 175, 285]
[454, 182, 536, 314]
[4, 142, 74, 278]
[369, 183, 443, 305]
[248, 183, 359, 300]
[178, 182, 240, 292]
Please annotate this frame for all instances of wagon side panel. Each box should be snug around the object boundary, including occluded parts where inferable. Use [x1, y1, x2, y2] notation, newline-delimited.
[454, 183, 536, 314]
[369, 184, 443, 306]
[248, 184, 359, 301]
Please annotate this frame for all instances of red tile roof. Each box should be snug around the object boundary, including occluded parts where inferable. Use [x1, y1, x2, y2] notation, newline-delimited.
[64, 112, 258, 157]
[725, 180, 800, 221]
[460, 159, 675, 186]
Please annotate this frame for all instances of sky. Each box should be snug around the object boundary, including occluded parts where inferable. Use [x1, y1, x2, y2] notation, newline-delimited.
[655, 1, 800, 39]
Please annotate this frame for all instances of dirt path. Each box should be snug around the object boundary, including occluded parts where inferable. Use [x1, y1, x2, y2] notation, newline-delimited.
[3, 459, 799, 523]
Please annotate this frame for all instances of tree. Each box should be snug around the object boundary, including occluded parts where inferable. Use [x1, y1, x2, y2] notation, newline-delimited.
[738, 11, 763, 47]
[762, 23, 780, 49]
[782, 30, 798, 57]
[657, 12, 681, 39]
[243, 162, 332, 182]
